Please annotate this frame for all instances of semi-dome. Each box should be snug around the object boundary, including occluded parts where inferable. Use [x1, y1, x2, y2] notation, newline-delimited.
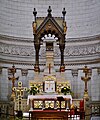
[0, 0, 100, 38]
[0, 0, 99, 66]
[0, 0, 100, 103]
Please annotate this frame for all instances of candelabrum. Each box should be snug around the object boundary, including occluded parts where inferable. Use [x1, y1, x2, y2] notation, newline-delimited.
[81, 66, 91, 100]
[81, 66, 91, 99]
[8, 65, 19, 98]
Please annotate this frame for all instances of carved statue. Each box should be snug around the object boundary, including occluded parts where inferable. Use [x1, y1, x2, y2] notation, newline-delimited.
[33, 22, 37, 34]
[63, 21, 67, 34]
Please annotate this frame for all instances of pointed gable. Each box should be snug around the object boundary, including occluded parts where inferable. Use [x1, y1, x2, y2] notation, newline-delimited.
[36, 16, 63, 36]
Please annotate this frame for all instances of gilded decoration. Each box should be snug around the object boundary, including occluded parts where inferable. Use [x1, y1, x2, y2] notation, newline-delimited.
[56, 82, 70, 94]
[29, 82, 43, 93]
[63, 21, 67, 34]
[33, 100, 65, 109]
[34, 101, 43, 108]
[81, 66, 91, 100]
[29, 80, 70, 95]
[43, 75, 56, 81]
[32, 22, 37, 34]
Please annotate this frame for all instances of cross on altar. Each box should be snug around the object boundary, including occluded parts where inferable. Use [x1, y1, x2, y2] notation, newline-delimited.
[49, 63, 51, 74]
[81, 66, 91, 99]
[8, 65, 19, 97]
[13, 81, 27, 111]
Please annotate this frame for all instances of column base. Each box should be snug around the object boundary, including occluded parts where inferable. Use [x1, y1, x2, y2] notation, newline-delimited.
[34, 65, 40, 72]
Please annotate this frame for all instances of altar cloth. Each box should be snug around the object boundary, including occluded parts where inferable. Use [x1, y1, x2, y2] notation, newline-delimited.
[27, 94, 72, 105]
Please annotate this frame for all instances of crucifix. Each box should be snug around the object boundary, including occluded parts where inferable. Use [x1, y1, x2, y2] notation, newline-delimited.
[49, 63, 51, 74]
[8, 65, 19, 97]
[81, 66, 91, 99]
[13, 81, 27, 111]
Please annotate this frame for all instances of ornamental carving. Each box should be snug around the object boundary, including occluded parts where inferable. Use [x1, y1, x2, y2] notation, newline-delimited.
[0, 43, 35, 57]
[21, 69, 28, 76]
[71, 69, 78, 77]
[64, 43, 99, 57]
[0, 42, 99, 58]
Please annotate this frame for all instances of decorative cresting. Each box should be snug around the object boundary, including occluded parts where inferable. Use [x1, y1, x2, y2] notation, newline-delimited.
[81, 66, 91, 100]
[32, 6, 67, 72]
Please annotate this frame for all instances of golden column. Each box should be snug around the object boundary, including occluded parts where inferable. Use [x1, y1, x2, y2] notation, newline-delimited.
[81, 66, 91, 100]
[8, 65, 19, 98]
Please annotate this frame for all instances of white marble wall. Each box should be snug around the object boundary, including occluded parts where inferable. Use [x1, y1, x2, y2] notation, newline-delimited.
[64, 65, 100, 101]
[91, 69, 100, 101]
[0, 0, 100, 102]
[0, 68, 8, 100]
[0, 0, 100, 38]
[0, 65, 100, 101]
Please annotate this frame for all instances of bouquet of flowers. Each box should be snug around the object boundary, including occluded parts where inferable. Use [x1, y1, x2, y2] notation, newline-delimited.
[61, 85, 71, 95]
[27, 85, 39, 95]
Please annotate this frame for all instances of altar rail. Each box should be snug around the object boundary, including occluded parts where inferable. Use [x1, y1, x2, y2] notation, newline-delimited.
[15, 99, 29, 112]
[0, 99, 98, 120]
[90, 101, 100, 117]
[0, 100, 14, 119]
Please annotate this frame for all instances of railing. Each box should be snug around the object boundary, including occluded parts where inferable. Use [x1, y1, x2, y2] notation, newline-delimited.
[0, 101, 14, 119]
[0, 100, 100, 120]
[90, 101, 100, 117]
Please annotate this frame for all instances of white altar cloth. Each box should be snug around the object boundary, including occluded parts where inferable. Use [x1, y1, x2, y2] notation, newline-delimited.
[27, 94, 72, 105]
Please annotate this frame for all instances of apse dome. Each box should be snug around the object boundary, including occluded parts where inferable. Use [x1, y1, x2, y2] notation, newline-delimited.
[0, 0, 100, 102]
[0, 0, 100, 38]
[0, 0, 100, 66]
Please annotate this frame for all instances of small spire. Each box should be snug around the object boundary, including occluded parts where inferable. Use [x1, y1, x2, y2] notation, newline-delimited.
[47, 6, 52, 16]
[33, 8, 37, 21]
[62, 8, 66, 20]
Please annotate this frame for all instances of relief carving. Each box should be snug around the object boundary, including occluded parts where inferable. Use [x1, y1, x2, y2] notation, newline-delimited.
[0, 43, 99, 59]
[0, 43, 35, 56]
[64, 43, 99, 57]
[21, 69, 28, 76]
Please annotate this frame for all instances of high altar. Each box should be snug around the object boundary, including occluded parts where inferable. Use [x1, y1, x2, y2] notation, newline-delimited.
[26, 6, 85, 120]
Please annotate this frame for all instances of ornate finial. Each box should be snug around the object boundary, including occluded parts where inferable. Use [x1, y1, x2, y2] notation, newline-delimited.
[62, 8, 66, 20]
[47, 6, 52, 16]
[33, 8, 37, 21]
[10, 64, 16, 75]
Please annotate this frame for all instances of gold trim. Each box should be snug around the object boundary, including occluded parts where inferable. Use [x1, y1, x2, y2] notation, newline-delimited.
[43, 75, 56, 81]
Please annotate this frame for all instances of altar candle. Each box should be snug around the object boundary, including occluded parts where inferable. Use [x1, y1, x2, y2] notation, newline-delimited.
[80, 100, 84, 111]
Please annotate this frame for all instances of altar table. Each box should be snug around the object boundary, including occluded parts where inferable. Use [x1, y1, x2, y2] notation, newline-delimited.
[27, 94, 72, 110]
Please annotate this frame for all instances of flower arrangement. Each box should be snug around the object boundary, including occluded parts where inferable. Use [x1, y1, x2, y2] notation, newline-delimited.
[61, 85, 71, 95]
[27, 85, 39, 95]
